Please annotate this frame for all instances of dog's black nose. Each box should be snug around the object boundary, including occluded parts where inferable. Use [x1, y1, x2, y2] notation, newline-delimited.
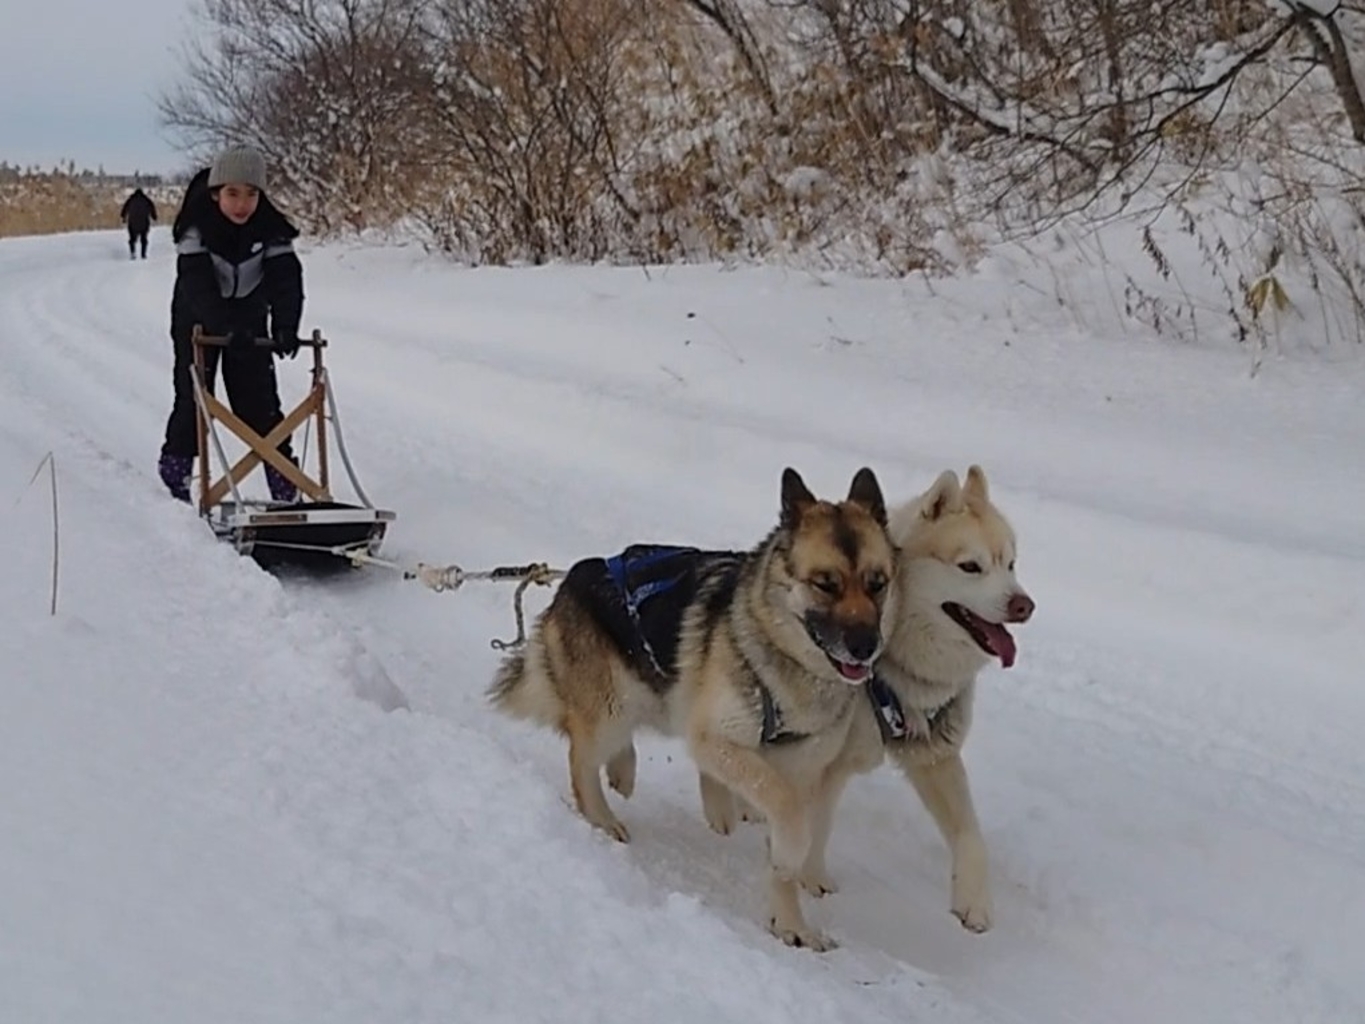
[844, 626, 879, 663]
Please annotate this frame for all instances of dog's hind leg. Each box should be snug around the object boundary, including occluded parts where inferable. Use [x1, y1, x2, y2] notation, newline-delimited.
[903, 753, 991, 932]
[564, 711, 632, 843]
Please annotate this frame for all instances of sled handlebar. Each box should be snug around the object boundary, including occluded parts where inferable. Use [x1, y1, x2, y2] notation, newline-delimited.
[191, 326, 328, 349]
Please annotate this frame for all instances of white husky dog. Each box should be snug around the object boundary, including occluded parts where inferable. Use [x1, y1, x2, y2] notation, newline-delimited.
[874, 464, 1033, 931]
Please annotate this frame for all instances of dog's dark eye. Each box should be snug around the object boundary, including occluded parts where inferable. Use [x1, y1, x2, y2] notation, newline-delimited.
[810, 574, 841, 595]
[1008, 560, 1016, 572]
[958, 561, 982, 575]
[865, 571, 888, 595]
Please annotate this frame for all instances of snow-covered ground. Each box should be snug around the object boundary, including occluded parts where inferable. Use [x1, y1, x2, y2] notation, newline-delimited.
[2, 227, 1362, 1023]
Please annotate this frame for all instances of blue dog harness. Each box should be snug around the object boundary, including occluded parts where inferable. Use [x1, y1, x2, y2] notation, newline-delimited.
[599, 544, 805, 745]
[602, 544, 703, 679]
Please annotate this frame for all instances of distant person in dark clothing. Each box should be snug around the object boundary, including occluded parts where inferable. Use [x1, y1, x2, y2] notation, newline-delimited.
[119, 187, 157, 259]
[156, 146, 306, 504]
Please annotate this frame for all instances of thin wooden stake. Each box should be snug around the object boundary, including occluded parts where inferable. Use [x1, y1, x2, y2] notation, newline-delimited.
[18, 452, 60, 616]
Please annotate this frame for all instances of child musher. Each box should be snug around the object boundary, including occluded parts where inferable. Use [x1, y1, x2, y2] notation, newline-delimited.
[156, 145, 305, 504]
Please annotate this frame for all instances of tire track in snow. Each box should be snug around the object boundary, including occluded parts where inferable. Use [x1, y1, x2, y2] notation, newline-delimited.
[319, 292, 1365, 566]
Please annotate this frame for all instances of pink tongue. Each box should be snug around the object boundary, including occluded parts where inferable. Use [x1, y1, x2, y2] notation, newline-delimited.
[980, 622, 1017, 668]
[837, 661, 870, 683]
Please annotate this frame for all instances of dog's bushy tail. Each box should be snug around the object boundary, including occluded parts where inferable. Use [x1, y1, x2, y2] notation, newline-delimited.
[487, 649, 529, 708]
[487, 641, 562, 727]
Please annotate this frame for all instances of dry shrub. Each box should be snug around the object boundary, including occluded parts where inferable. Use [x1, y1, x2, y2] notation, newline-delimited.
[412, 0, 955, 270]
[0, 176, 133, 239]
[412, 0, 655, 262]
[157, 0, 1365, 349]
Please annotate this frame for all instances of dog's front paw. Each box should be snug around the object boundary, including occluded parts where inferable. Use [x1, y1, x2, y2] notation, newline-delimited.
[769, 917, 838, 952]
[701, 782, 737, 836]
[951, 872, 993, 932]
[951, 836, 991, 932]
[952, 901, 992, 933]
[605, 747, 636, 799]
[798, 867, 839, 897]
[589, 813, 631, 844]
[704, 801, 736, 836]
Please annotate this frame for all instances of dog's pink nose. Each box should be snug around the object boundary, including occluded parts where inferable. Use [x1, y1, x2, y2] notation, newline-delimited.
[1007, 592, 1035, 623]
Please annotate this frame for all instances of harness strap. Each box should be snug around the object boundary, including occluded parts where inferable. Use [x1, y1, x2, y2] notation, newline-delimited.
[758, 681, 806, 745]
[866, 674, 909, 743]
[866, 676, 955, 745]
[626, 574, 685, 609]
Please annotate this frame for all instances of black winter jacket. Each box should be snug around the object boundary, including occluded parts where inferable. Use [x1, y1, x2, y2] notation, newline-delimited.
[120, 189, 158, 233]
[169, 169, 304, 345]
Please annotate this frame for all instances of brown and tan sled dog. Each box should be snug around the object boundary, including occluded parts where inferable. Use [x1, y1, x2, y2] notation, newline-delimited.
[488, 467, 898, 949]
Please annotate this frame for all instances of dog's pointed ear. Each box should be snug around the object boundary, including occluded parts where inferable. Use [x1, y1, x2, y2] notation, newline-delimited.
[963, 464, 990, 511]
[847, 467, 887, 526]
[780, 467, 816, 529]
[921, 470, 963, 521]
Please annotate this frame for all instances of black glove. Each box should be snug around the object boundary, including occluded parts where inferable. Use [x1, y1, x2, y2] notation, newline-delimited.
[272, 328, 301, 359]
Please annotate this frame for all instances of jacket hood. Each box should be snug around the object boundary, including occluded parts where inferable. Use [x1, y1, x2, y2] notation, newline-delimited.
[172, 166, 299, 246]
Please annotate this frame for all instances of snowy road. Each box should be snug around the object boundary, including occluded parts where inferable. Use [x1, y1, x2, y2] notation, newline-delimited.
[2, 228, 1363, 1023]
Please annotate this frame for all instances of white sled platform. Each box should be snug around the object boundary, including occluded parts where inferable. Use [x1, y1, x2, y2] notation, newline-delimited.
[191, 326, 397, 569]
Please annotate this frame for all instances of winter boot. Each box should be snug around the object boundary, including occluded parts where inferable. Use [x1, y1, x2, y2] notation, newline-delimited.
[158, 452, 193, 503]
[265, 462, 298, 504]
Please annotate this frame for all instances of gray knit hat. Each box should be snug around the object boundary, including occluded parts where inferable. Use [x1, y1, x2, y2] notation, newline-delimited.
[208, 145, 267, 190]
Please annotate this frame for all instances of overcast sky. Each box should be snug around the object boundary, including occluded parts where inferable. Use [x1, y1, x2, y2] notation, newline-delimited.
[2, 0, 197, 173]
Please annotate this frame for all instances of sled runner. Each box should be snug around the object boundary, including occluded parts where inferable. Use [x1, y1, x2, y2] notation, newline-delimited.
[190, 326, 396, 568]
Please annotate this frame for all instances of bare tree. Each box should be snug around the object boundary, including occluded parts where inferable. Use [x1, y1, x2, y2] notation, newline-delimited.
[159, 0, 436, 233]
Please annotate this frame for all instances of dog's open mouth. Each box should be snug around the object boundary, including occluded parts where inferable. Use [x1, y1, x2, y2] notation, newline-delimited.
[943, 603, 1018, 668]
[804, 618, 877, 684]
[825, 654, 873, 684]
